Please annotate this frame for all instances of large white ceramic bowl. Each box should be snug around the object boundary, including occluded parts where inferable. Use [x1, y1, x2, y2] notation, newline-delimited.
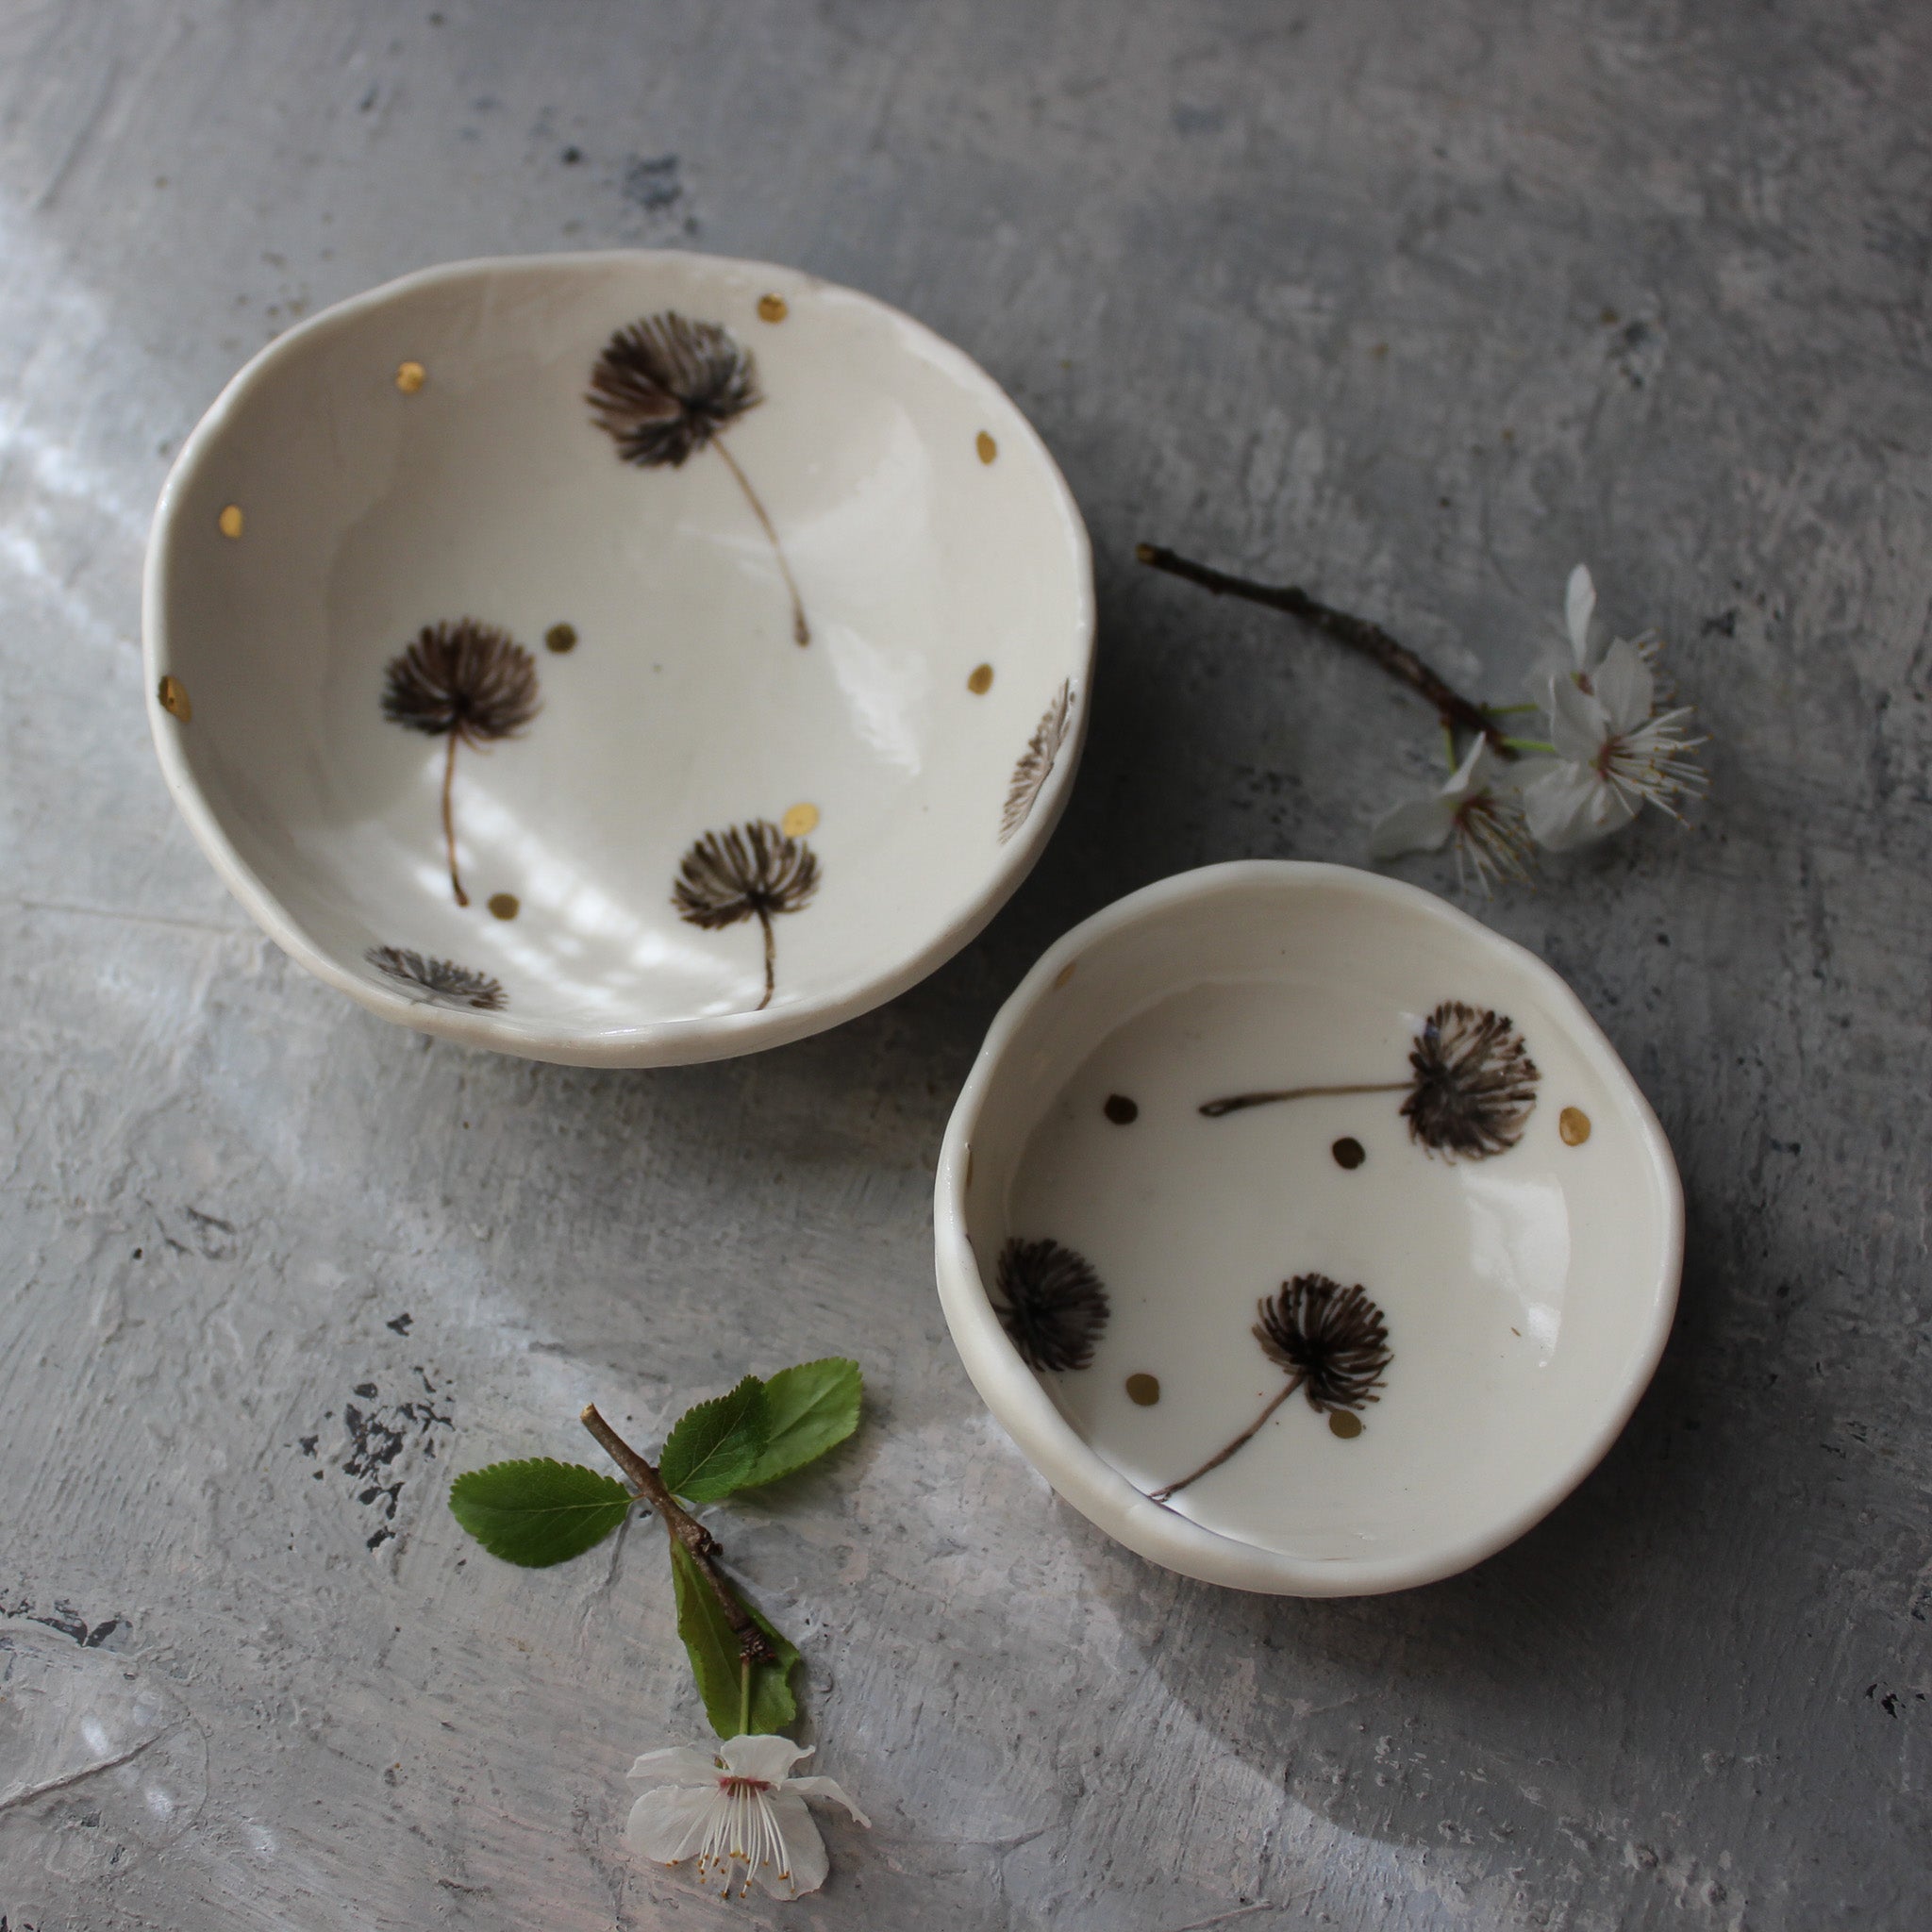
[935, 862, 1683, 1596]
[143, 252, 1092, 1066]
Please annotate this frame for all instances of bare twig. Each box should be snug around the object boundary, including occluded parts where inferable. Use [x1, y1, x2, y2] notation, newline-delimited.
[579, 1404, 774, 1662]
[1136, 543, 1514, 758]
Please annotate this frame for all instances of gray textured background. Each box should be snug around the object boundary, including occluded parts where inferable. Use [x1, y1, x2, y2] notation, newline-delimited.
[2, 3, 1927, 1927]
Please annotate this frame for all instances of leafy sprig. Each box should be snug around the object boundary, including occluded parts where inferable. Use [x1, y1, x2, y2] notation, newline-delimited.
[448, 1358, 861, 1738]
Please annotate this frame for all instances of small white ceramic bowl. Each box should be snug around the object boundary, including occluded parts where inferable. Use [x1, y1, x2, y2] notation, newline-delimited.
[143, 252, 1092, 1066]
[935, 862, 1683, 1596]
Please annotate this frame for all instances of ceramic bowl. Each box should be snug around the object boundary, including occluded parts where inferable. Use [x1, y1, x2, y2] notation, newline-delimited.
[934, 861, 1683, 1596]
[143, 252, 1092, 1066]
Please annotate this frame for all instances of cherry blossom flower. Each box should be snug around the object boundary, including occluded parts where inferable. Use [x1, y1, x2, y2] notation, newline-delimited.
[1518, 566, 1706, 851]
[1370, 740, 1533, 890]
[625, 1734, 869, 1900]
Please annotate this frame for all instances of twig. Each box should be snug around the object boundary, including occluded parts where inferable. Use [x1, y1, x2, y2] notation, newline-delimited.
[580, 1404, 775, 1663]
[1136, 543, 1514, 758]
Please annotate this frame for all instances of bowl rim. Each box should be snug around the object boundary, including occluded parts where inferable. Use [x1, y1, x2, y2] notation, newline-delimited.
[933, 858, 1685, 1596]
[142, 248, 1095, 1068]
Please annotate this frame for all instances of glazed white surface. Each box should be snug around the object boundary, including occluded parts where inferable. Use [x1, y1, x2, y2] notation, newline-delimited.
[143, 252, 1092, 1064]
[936, 863, 1683, 1595]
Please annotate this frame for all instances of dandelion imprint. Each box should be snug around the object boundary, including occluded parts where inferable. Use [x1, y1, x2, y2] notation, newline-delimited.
[380, 618, 541, 907]
[1000, 680, 1074, 843]
[1150, 1274, 1391, 1502]
[1199, 1000, 1539, 1160]
[588, 311, 809, 647]
[992, 1237, 1109, 1373]
[673, 820, 820, 1011]
[366, 945, 507, 1012]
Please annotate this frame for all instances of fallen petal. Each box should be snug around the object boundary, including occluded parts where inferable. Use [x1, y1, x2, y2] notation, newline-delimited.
[626, 1784, 722, 1865]
[1370, 792, 1457, 860]
[628, 1745, 724, 1785]
[756, 1789, 830, 1896]
[1566, 564, 1597, 667]
[786, 1774, 873, 1827]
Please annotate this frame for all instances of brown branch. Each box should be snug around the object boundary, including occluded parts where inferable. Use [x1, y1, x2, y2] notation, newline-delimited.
[1136, 544, 1514, 758]
[579, 1403, 775, 1662]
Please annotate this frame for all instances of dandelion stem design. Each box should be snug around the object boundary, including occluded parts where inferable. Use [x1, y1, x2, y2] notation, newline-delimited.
[993, 1238, 1109, 1373]
[381, 618, 541, 907]
[588, 311, 809, 647]
[1151, 1274, 1390, 1503]
[440, 733, 461, 905]
[673, 820, 820, 1011]
[712, 440, 808, 648]
[1201, 1080, 1407, 1118]
[1200, 1001, 1539, 1160]
[365, 945, 507, 1012]
[1000, 680, 1074, 843]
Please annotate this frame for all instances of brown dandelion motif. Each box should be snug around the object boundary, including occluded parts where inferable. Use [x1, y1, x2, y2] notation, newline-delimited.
[993, 1237, 1109, 1374]
[999, 680, 1074, 843]
[365, 945, 507, 1012]
[1200, 1000, 1538, 1161]
[1401, 1002, 1540, 1158]
[587, 311, 809, 647]
[673, 819, 820, 1011]
[381, 619, 541, 907]
[1151, 1274, 1391, 1503]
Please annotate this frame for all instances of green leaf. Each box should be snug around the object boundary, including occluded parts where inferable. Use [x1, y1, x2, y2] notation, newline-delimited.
[741, 1357, 863, 1490]
[669, 1540, 798, 1738]
[658, 1375, 769, 1504]
[447, 1458, 632, 1567]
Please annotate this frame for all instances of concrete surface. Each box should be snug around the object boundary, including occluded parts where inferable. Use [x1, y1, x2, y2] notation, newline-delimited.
[1, 3, 1927, 1927]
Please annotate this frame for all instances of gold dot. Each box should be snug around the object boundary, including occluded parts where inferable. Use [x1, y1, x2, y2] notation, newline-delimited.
[157, 675, 192, 722]
[1125, 1373, 1160, 1407]
[394, 359, 426, 393]
[975, 430, 997, 465]
[545, 623, 577, 654]
[218, 504, 243, 539]
[1052, 960, 1076, 990]
[781, 802, 819, 838]
[1328, 1410, 1363, 1440]
[967, 663, 993, 694]
[757, 292, 789, 324]
[1559, 1106, 1592, 1145]
[488, 892, 520, 921]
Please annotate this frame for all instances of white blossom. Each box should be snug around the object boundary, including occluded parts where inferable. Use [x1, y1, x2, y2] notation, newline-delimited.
[625, 1734, 869, 1900]
[1371, 740, 1533, 891]
[1518, 565, 1706, 852]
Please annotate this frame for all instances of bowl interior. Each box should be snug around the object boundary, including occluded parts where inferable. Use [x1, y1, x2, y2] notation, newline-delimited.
[148, 253, 1090, 1061]
[952, 865, 1679, 1591]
